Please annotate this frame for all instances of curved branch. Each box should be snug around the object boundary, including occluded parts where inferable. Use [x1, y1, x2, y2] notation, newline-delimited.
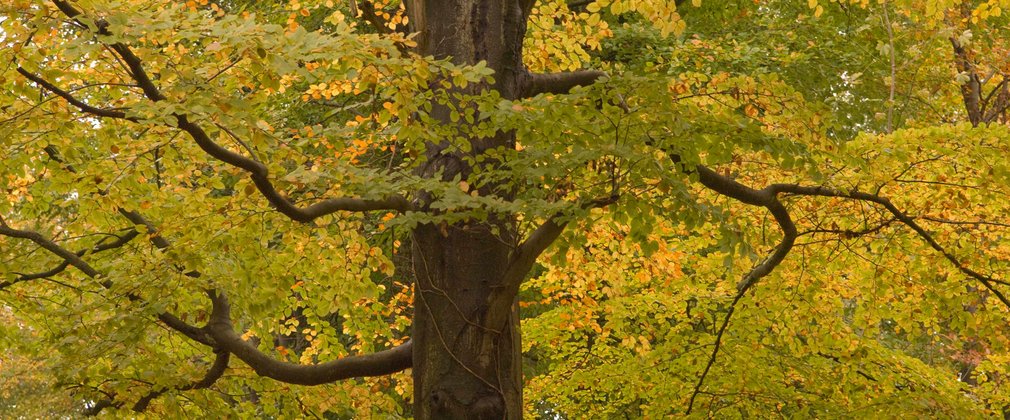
[206, 291, 412, 385]
[131, 350, 230, 412]
[485, 194, 620, 329]
[43, 1, 412, 222]
[84, 350, 229, 416]
[16, 67, 133, 120]
[122, 207, 411, 384]
[684, 164, 798, 414]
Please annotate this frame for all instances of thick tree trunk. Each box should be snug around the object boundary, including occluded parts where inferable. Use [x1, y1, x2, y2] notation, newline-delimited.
[407, 1, 531, 418]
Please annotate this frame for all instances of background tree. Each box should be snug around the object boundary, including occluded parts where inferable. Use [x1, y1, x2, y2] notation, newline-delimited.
[2, 0, 1010, 418]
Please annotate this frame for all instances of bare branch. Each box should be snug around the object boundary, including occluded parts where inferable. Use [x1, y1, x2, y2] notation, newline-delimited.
[206, 291, 412, 385]
[521, 70, 607, 98]
[799, 217, 897, 239]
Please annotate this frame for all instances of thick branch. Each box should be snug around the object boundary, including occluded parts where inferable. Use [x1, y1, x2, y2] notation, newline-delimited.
[521, 70, 607, 98]
[684, 164, 798, 414]
[206, 291, 412, 385]
[486, 194, 620, 329]
[45, 1, 412, 222]
[82, 399, 118, 416]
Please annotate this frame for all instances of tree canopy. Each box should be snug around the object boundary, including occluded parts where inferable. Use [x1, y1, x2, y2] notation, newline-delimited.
[3, 0, 1010, 418]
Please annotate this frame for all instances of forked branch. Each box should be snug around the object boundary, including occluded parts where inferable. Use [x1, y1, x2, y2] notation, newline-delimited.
[680, 161, 1010, 412]
[486, 194, 620, 330]
[767, 183, 1010, 307]
[683, 164, 798, 415]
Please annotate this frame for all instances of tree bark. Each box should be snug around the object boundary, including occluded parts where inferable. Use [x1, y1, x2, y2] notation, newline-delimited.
[407, 1, 532, 418]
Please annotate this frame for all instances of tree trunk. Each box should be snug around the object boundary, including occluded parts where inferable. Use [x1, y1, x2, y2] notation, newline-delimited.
[407, 1, 531, 418]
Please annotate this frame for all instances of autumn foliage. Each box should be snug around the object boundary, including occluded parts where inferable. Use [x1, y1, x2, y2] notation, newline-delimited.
[3, 0, 1010, 418]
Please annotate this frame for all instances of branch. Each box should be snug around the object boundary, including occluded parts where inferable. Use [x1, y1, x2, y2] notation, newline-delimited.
[206, 291, 412, 385]
[521, 70, 607, 98]
[2, 229, 139, 290]
[45, 1, 412, 222]
[767, 183, 1010, 308]
[485, 194, 620, 329]
[82, 399, 118, 416]
[684, 164, 798, 415]
[112, 209, 214, 344]
[131, 350, 230, 412]
[84, 350, 229, 416]
[358, 1, 408, 36]
[0, 216, 101, 278]
[568, 0, 691, 12]
[16, 67, 133, 120]
[121, 209, 411, 384]
[0, 215, 213, 346]
[799, 217, 897, 239]
[950, 37, 983, 126]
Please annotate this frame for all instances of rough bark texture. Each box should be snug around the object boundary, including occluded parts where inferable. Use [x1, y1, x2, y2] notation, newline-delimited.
[407, 1, 532, 418]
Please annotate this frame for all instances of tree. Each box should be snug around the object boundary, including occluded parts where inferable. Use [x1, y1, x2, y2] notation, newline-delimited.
[2, 0, 1010, 418]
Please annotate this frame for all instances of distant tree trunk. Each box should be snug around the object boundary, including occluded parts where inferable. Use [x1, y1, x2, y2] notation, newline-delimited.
[407, 1, 532, 418]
